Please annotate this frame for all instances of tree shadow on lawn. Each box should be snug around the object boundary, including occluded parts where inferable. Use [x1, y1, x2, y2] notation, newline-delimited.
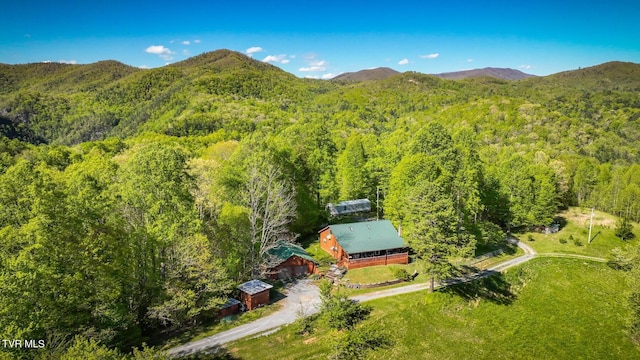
[554, 216, 568, 230]
[175, 345, 242, 359]
[502, 242, 518, 255]
[441, 266, 516, 306]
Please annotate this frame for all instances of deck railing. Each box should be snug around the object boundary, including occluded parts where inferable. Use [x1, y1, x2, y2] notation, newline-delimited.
[346, 252, 408, 268]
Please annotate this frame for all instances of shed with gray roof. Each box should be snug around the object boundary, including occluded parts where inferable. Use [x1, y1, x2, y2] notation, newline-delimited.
[238, 279, 273, 310]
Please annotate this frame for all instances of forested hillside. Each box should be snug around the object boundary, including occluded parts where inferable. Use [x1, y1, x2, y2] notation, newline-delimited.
[1, 50, 640, 358]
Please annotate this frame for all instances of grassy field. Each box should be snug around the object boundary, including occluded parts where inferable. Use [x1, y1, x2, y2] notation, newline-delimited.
[342, 245, 524, 286]
[514, 207, 640, 257]
[228, 257, 639, 359]
[342, 263, 421, 284]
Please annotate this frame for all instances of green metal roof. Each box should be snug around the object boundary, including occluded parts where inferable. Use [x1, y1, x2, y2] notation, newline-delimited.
[267, 241, 317, 264]
[330, 220, 406, 254]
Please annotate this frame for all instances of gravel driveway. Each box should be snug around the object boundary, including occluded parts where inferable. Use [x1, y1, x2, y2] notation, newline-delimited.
[168, 280, 321, 358]
[169, 238, 538, 357]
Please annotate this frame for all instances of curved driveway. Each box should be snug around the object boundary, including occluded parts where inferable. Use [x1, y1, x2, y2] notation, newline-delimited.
[168, 280, 321, 358]
[169, 238, 604, 357]
[352, 237, 537, 302]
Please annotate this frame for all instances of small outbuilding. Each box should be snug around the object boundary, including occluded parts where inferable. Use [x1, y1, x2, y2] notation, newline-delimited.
[238, 279, 273, 311]
[326, 198, 371, 217]
[266, 240, 318, 280]
[218, 298, 241, 318]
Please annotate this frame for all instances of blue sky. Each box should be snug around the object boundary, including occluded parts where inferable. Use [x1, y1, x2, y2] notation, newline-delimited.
[1, 0, 639, 77]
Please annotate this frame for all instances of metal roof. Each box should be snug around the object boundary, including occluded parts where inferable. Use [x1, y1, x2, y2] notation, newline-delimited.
[267, 240, 317, 264]
[237, 279, 273, 295]
[326, 198, 371, 216]
[329, 220, 406, 254]
[220, 298, 241, 309]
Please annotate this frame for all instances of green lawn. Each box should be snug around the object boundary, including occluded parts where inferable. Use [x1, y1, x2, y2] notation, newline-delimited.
[342, 263, 421, 284]
[514, 207, 640, 257]
[228, 257, 639, 359]
[341, 245, 524, 287]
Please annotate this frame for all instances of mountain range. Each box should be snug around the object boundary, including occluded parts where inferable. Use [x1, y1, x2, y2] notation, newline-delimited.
[333, 66, 535, 82]
[1, 49, 639, 148]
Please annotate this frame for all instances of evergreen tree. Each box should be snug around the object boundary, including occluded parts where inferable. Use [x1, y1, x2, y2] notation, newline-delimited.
[615, 217, 635, 241]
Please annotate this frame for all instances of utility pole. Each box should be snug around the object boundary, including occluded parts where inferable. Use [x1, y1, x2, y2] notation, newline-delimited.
[376, 186, 380, 220]
[588, 207, 595, 244]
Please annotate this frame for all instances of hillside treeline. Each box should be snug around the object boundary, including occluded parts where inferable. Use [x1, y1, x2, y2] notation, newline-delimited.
[1, 50, 640, 357]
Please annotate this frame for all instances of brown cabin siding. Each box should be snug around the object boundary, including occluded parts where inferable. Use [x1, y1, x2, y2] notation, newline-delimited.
[239, 289, 270, 311]
[319, 227, 346, 262]
[268, 255, 317, 280]
[218, 303, 240, 318]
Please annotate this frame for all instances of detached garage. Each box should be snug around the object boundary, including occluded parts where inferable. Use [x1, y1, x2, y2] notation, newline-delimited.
[266, 240, 318, 280]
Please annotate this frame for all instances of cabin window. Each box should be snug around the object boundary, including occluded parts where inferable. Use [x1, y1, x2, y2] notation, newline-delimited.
[374, 250, 380, 256]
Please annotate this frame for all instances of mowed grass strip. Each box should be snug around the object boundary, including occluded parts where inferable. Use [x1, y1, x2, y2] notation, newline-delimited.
[229, 257, 639, 359]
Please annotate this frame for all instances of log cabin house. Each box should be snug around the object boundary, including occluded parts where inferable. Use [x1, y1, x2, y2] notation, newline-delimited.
[319, 220, 408, 269]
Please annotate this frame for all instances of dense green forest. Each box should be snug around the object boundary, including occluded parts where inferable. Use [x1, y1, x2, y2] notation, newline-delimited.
[1, 50, 640, 358]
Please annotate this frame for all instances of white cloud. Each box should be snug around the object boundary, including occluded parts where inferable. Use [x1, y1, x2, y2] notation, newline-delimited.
[520, 64, 532, 70]
[182, 41, 191, 45]
[146, 45, 171, 55]
[322, 73, 339, 79]
[194, 39, 201, 44]
[183, 49, 190, 56]
[139, 65, 149, 69]
[299, 58, 327, 72]
[263, 54, 288, 63]
[305, 75, 320, 79]
[58, 59, 77, 64]
[467, 59, 473, 62]
[420, 53, 439, 59]
[145, 45, 174, 60]
[299, 65, 326, 72]
[281, 59, 290, 64]
[246, 46, 263, 55]
[398, 58, 409, 65]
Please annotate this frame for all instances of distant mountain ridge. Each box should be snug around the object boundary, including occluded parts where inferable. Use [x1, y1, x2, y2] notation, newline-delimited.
[332, 67, 400, 82]
[1, 49, 640, 146]
[331, 66, 535, 82]
[431, 67, 535, 80]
